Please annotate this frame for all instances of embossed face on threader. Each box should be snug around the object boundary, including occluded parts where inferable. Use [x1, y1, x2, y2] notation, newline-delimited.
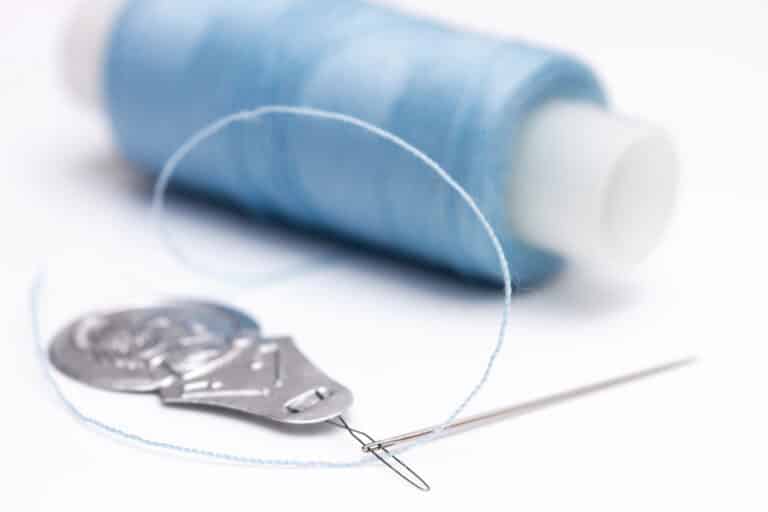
[49, 302, 259, 392]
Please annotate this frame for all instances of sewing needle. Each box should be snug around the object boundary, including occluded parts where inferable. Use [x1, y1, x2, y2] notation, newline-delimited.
[362, 356, 696, 452]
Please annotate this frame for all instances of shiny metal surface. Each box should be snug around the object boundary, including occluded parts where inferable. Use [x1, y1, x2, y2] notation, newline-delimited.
[159, 330, 354, 424]
[49, 301, 259, 392]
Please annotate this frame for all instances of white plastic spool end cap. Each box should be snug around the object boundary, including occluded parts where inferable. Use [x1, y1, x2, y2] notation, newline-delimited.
[508, 101, 679, 268]
[61, 0, 124, 108]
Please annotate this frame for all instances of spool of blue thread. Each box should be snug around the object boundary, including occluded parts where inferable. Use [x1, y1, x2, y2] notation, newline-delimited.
[63, 0, 679, 286]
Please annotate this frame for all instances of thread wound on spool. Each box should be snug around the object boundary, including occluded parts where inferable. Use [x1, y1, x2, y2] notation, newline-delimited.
[105, 0, 606, 285]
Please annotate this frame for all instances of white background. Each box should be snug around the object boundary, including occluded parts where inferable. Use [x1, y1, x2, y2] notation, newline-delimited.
[1, 0, 766, 510]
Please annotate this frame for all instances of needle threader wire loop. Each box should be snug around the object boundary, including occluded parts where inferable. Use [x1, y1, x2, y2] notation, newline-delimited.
[327, 416, 431, 491]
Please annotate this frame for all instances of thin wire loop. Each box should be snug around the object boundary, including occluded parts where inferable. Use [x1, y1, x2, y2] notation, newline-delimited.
[326, 416, 430, 492]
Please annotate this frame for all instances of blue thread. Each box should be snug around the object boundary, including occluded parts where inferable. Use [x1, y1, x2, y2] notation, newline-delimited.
[106, 0, 606, 286]
[33, 107, 513, 466]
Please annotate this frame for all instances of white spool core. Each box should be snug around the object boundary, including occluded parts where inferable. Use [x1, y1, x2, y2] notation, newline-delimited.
[61, 1, 679, 269]
[508, 101, 679, 267]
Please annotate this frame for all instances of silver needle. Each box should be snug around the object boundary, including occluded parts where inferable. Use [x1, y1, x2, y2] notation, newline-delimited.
[362, 357, 696, 452]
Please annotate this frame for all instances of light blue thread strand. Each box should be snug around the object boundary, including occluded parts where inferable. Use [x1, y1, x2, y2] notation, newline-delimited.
[151, 107, 345, 287]
[33, 106, 511, 467]
[152, 106, 513, 433]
